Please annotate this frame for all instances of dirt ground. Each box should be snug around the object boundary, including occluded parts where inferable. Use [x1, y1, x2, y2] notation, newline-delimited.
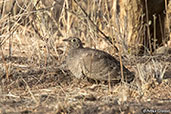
[0, 54, 171, 114]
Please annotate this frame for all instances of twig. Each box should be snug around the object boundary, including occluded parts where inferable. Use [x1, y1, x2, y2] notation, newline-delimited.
[145, 0, 152, 54]
[21, 78, 39, 105]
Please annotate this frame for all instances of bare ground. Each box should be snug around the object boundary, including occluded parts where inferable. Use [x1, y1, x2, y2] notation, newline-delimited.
[0, 54, 171, 114]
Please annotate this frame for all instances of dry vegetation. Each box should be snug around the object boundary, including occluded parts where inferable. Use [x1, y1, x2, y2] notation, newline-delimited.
[0, 0, 171, 114]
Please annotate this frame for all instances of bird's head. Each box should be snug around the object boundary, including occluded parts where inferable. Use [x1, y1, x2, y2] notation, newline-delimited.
[63, 37, 83, 49]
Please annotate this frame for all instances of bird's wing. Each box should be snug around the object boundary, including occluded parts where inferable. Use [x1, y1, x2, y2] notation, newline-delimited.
[78, 48, 122, 81]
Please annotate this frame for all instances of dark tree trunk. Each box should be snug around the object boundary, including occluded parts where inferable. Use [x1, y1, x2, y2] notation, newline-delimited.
[113, 0, 167, 55]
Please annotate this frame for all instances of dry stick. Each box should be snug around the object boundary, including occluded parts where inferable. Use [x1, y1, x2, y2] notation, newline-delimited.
[66, 0, 70, 36]
[115, 17, 124, 84]
[159, 15, 164, 45]
[145, 0, 152, 55]
[31, 21, 44, 41]
[145, 0, 152, 54]
[8, 0, 16, 58]
[108, 71, 112, 94]
[0, 24, 20, 47]
[119, 53, 124, 84]
[21, 78, 39, 105]
[35, 0, 41, 7]
[0, 0, 5, 16]
[0, 47, 9, 80]
[30, 21, 44, 40]
[89, 53, 93, 84]
[165, 0, 170, 41]
[153, 15, 157, 50]
[8, 13, 13, 58]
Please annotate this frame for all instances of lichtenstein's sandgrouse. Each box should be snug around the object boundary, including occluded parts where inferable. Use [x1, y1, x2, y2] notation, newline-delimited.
[63, 37, 134, 83]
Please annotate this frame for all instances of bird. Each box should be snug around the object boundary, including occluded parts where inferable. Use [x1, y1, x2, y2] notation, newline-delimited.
[63, 37, 134, 83]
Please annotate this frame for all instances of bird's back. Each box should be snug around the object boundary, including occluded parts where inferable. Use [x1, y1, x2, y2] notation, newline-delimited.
[66, 47, 134, 82]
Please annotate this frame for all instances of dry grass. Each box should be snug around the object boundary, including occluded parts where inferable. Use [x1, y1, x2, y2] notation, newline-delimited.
[0, 0, 171, 113]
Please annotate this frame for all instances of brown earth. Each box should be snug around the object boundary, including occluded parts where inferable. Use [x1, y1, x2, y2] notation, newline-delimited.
[0, 54, 171, 114]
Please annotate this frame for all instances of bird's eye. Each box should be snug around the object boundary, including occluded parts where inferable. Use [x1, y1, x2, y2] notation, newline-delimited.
[72, 39, 76, 42]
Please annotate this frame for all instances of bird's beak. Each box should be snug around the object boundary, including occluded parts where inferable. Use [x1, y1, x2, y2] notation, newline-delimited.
[63, 39, 69, 42]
